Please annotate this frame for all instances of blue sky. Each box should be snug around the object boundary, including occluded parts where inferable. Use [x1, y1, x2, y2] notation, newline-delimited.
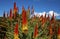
[0, 0, 60, 19]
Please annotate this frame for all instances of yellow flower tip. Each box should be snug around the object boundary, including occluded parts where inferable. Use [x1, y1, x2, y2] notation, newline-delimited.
[57, 35, 60, 39]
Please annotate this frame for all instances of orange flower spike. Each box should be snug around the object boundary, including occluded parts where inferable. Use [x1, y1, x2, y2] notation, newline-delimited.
[13, 2, 18, 18]
[57, 26, 60, 39]
[34, 23, 38, 38]
[44, 13, 46, 22]
[49, 25, 53, 35]
[42, 15, 45, 25]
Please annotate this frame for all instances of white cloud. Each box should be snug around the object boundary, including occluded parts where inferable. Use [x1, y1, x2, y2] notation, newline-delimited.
[30, 11, 60, 18]
[42, 12, 46, 17]
[34, 12, 47, 17]
[49, 11, 60, 16]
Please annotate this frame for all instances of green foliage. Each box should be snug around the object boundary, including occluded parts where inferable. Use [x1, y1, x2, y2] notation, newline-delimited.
[5, 14, 59, 39]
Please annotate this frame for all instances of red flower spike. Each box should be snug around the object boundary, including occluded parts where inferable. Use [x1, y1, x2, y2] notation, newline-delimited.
[3, 11, 5, 17]
[22, 6, 27, 25]
[58, 26, 60, 35]
[31, 6, 34, 14]
[10, 9, 12, 20]
[47, 14, 50, 21]
[14, 23, 18, 35]
[51, 13, 55, 23]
